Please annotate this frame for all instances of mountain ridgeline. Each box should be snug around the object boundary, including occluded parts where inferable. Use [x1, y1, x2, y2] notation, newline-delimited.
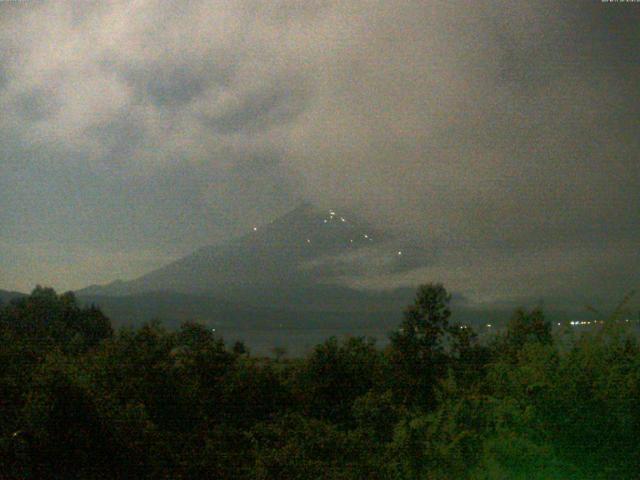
[76, 204, 417, 328]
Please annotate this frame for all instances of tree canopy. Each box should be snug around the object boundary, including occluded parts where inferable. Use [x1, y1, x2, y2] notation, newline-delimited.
[1, 284, 638, 479]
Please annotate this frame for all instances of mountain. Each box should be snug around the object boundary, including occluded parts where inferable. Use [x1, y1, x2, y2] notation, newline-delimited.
[69, 204, 585, 333]
[0, 289, 26, 305]
[77, 290, 406, 331]
[77, 203, 409, 311]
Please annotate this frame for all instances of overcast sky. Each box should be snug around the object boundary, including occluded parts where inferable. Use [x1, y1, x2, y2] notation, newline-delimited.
[1, 1, 638, 306]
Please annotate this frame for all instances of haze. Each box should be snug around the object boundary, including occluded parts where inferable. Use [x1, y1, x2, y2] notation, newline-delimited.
[1, 1, 638, 309]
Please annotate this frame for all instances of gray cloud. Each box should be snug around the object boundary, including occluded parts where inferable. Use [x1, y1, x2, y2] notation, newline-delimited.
[13, 86, 61, 122]
[201, 76, 310, 134]
[0, 0, 638, 307]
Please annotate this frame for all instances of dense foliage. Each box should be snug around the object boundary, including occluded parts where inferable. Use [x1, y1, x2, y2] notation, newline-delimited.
[1, 285, 639, 479]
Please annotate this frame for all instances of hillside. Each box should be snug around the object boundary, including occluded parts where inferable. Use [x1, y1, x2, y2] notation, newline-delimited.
[76, 204, 421, 325]
[77, 290, 409, 331]
[0, 289, 26, 305]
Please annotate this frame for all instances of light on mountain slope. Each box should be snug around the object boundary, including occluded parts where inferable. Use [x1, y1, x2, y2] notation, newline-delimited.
[240, 204, 404, 266]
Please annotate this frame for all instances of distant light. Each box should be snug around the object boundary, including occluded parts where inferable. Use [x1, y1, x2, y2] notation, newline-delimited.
[557, 322, 561, 326]
[252, 226, 257, 231]
[211, 328, 216, 332]
[363, 234, 368, 238]
[397, 251, 402, 256]
[486, 324, 492, 328]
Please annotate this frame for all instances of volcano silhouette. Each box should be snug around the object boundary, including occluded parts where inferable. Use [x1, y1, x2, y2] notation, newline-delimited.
[77, 204, 408, 313]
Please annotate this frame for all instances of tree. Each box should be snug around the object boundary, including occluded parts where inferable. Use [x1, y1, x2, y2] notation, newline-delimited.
[448, 325, 491, 391]
[233, 340, 249, 356]
[16, 357, 126, 479]
[293, 336, 384, 425]
[0, 287, 112, 352]
[388, 283, 452, 408]
[272, 346, 287, 361]
[494, 307, 552, 362]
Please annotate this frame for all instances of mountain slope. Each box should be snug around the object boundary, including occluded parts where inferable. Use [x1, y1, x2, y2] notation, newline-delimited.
[77, 203, 397, 309]
[0, 289, 26, 305]
[77, 290, 409, 330]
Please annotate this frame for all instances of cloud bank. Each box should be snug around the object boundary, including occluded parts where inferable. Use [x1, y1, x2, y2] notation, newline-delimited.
[1, 1, 638, 306]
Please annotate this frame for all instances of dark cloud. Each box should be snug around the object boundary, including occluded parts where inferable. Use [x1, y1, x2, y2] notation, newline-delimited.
[201, 77, 310, 134]
[13, 86, 61, 121]
[86, 111, 145, 165]
[0, 62, 9, 93]
[107, 58, 231, 108]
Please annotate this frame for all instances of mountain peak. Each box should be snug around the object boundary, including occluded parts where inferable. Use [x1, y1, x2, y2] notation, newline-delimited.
[75, 203, 398, 302]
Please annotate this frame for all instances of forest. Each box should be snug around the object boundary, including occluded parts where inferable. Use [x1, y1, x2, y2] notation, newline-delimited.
[1, 284, 639, 479]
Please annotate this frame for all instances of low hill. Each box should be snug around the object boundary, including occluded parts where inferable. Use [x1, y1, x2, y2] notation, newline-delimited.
[0, 289, 26, 304]
[77, 289, 413, 331]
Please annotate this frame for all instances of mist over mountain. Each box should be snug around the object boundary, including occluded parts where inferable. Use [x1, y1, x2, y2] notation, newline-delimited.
[71, 203, 608, 331]
[77, 203, 416, 310]
[72, 204, 428, 329]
